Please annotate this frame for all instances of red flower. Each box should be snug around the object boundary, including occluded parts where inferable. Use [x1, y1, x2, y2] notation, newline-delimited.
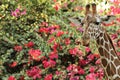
[94, 53, 100, 58]
[26, 66, 41, 80]
[8, 76, 16, 80]
[48, 36, 55, 43]
[25, 41, 34, 48]
[52, 42, 59, 51]
[54, 3, 60, 11]
[78, 68, 85, 75]
[28, 49, 42, 61]
[69, 47, 79, 55]
[53, 0, 57, 3]
[14, 45, 22, 52]
[67, 64, 74, 71]
[56, 30, 64, 37]
[64, 38, 71, 45]
[49, 59, 56, 67]
[39, 28, 49, 33]
[79, 59, 87, 66]
[9, 61, 17, 68]
[42, 60, 56, 68]
[44, 74, 53, 80]
[49, 51, 58, 59]
[42, 60, 50, 68]
[19, 76, 24, 80]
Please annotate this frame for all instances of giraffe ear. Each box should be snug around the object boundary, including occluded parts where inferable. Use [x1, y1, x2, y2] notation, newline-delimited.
[100, 15, 116, 22]
[68, 16, 84, 26]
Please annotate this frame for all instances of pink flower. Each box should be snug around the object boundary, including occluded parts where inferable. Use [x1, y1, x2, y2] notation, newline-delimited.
[26, 66, 41, 80]
[89, 66, 95, 73]
[8, 76, 16, 80]
[77, 50, 83, 56]
[69, 47, 79, 55]
[85, 47, 91, 53]
[21, 9, 26, 15]
[86, 73, 96, 80]
[87, 54, 95, 61]
[11, 8, 26, 17]
[117, 52, 120, 56]
[70, 76, 79, 80]
[40, 22, 48, 27]
[111, 34, 118, 40]
[15, 8, 20, 13]
[64, 38, 71, 45]
[96, 68, 104, 80]
[67, 64, 73, 71]
[25, 41, 34, 48]
[56, 30, 64, 37]
[55, 71, 62, 76]
[95, 59, 101, 64]
[11, 11, 18, 17]
[14, 45, 22, 52]
[49, 51, 58, 59]
[28, 49, 42, 61]
[44, 74, 53, 80]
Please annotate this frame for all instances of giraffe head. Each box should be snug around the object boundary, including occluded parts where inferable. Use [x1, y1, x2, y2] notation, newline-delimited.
[81, 14, 101, 46]
[81, 14, 116, 46]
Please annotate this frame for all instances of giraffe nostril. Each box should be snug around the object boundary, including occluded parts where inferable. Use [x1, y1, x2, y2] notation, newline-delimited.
[95, 22, 100, 25]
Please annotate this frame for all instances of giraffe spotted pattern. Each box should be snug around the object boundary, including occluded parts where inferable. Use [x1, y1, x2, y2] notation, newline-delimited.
[82, 15, 120, 80]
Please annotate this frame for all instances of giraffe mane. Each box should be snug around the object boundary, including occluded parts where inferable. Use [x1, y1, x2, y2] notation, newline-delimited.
[105, 32, 120, 60]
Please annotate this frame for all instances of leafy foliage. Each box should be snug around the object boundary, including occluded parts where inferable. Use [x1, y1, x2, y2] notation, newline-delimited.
[0, 0, 120, 80]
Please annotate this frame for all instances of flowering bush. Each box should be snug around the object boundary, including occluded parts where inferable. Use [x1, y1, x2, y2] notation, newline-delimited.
[0, 0, 120, 80]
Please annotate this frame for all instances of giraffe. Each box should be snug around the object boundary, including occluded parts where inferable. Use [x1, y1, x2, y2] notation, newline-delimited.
[81, 14, 120, 80]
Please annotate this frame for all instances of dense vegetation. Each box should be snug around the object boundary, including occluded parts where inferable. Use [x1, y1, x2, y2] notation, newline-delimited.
[0, 0, 120, 80]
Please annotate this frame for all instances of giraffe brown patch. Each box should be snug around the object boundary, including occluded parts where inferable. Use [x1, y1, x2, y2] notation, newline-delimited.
[98, 47, 104, 56]
[104, 49, 110, 59]
[114, 59, 120, 66]
[96, 38, 100, 45]
[101, 38, 104, 45]
[111, 63, 116, 76]
[101, 58, 107, 67]
[111, 55, 114, 61]
[106, 64, 111, 76]
[105, 43, 110, 51]
[118, 67, 120, 75]
[104, 33, 109, 42]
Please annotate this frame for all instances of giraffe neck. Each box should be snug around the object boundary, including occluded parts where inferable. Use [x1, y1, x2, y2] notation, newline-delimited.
[96, 30, 120, 80]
